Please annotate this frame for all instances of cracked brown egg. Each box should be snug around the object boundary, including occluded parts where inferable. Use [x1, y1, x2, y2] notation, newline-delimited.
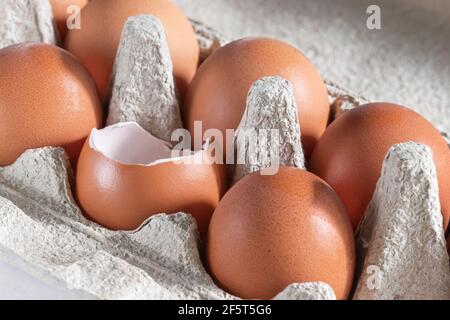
[310, 103, 450, 230]
[75, 122, 226, 239]
[206, 167, 355, 300]
[65, 0, 199, 100]
[0, 43, 102, 167]
[183, 37, 330, 160]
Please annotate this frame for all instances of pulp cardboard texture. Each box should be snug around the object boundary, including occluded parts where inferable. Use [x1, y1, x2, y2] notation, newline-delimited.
[0, 145, 334, 300]
[106, 16, 183, 143]
[353, 143, 450, 300]
[0, 0, 57, 49]
[232, 76, 305, 185]
[1, 0, 450, 300]
[173, 0, 450, 136]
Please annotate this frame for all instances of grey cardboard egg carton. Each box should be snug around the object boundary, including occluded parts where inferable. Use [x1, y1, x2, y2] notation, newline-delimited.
[1, 1, 450, 300]
[0, 0, 58, 48]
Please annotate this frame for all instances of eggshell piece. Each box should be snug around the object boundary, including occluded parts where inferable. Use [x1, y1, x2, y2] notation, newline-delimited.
[184, 37, 330, 159]
[49, 0, 88, 41]
[310, 103, 450, 230]
[0, 43, 102, 167]
[206, 167, 355, 300]
[64, 0, 199, 99]
[75, 123, 226, 239]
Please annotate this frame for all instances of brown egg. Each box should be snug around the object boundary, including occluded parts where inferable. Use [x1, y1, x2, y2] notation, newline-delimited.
[206, 167, 355, 300]
[49, 0, 88, 40]
[76, 122, 226, 239]
[183, 37, 330, 159]
[64, 0, 199, 99]
[310, 103, 450, 230]
[0, 43, 102, 167]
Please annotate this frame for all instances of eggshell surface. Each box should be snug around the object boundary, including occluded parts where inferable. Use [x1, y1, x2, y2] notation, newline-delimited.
[76, 124, 226, 239]
[183, 38, 330, 159]
[310, 103, 450, 230]
[49, 0, 88, 40]
[0, 43, 102, 167]
[206, 167, 355, 300]
[64, 0, 199, 99]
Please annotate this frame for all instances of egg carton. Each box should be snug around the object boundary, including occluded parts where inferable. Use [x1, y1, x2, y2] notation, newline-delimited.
[0, 0, 58, 48]
[1, 1, 450, 300]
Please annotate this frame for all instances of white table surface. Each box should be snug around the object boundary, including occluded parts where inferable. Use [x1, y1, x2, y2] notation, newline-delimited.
[0, 259, 90, 300]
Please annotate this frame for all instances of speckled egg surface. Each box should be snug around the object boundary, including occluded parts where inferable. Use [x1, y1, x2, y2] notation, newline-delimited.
[0, 43, 102, 167]
[310, 103, 450, 230]
[76, 123, 226, 239]
[183, 37, 330, 159]
[206, 167, 355, 300]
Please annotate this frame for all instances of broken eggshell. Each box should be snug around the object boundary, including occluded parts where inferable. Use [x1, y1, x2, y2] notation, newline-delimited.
[75, 122, 226, 239]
